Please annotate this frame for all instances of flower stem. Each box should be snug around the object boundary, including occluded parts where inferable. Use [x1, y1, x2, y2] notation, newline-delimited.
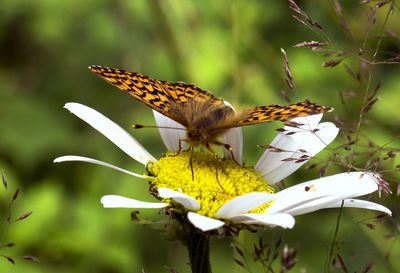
[187, 230, 212, 273]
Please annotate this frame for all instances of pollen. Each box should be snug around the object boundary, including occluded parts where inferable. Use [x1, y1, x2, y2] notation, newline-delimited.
[147, 151, 274, 218]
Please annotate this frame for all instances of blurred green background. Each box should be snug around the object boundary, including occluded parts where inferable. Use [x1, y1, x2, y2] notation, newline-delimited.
[0, 0, 399, 272]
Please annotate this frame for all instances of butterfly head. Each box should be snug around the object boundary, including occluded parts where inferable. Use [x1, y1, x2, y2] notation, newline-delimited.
[186, 128, 211, 147]
[181, 103, 235, 147]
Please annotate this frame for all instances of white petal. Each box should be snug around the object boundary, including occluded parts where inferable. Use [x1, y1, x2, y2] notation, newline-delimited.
[255, 115, 322, 178]
[298, 122, 339, 158]
[231, 213, 295, 229]
[267, 172, 379, 215]
[54, 155, 146, 179]
[187, 212, 225, 232]
[220, 101, 243, 164]
[101, 195, 168, 208]
[295, 113, 323, 128]
[283, 195, 344, 216]
[153, 110, 186, 152]
[216, 192, 274, 218]
[255, 117, 338, 184]
[221, 127, 243, 164]
[157, 188, 200, 210]
[325, 199, 392, 215]
[65, 103, 155, 165]
[260, 122, 338, 184]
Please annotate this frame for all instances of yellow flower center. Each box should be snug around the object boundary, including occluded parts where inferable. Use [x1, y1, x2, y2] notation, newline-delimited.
[147, 151, 274, 218]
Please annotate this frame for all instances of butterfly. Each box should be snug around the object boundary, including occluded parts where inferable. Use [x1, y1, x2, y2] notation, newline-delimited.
[89, 65, 331, 177]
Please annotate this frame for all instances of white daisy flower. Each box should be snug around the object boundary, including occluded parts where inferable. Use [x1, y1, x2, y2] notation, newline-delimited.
[54, 102, 391, 232]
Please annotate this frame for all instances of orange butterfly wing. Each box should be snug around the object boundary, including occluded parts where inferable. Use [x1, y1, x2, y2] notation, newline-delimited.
[89, 66, 224, 119]
[232, 101, 331, 127]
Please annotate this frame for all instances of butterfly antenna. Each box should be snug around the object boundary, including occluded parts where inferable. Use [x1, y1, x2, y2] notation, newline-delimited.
[132, 124, 186, 130]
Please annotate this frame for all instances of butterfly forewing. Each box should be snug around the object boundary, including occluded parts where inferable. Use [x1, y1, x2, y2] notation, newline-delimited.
[90, 66, 172, 113]
[89, 66, 224, 116]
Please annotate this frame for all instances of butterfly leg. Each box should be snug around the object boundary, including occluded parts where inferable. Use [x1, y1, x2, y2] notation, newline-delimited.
[171, 138, 188, 157]
[212, 140, 239, 165]
[170, 138, 196, 180]
[205, 142, 223, 188]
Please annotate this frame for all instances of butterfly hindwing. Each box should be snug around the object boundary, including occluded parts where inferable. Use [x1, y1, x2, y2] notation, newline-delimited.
[232, 101, 330, 127]
[160, 81, 224, 106]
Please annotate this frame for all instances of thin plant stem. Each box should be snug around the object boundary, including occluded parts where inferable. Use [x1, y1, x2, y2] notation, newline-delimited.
[349, 3, 393, 166]
[326, 201, 344, 273]
[0, 188, 11, 247]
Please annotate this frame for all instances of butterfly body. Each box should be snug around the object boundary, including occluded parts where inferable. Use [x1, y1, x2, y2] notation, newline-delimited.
[169, 99, 235, 147]
[89, 65, 331, 152]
